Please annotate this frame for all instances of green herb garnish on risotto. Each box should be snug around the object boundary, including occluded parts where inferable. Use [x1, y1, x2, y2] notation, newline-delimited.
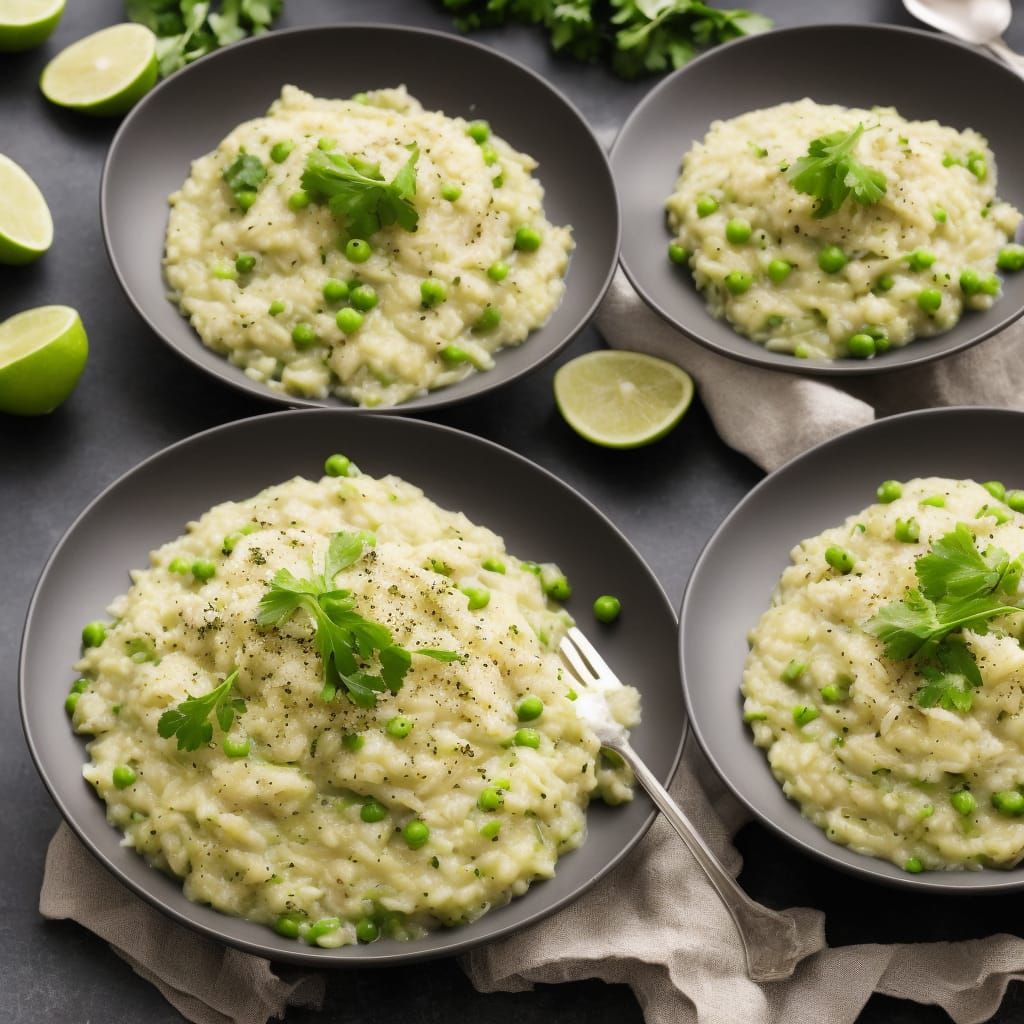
[157, 668, 245, 751]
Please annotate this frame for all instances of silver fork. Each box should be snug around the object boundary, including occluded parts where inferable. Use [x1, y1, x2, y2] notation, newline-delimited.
[558, 625, 803, 983]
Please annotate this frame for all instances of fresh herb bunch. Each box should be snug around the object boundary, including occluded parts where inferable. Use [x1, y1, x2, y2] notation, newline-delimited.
[301, 145, 420, 241]
[866, 523, 1024, 712]
[125, 0, 284, 78]
[437, 0, 772, 79]
[158, 668, 245, 751]
[223, 152, 267, 206]
[785, 123, 887, 219]
[256, 530, 459, 708]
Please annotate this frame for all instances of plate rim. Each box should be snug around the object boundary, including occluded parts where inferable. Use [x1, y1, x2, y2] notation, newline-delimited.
[20, 409, 684, 963]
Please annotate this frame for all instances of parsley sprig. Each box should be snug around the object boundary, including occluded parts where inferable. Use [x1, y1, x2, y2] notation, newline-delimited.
[301, 145, 420, 240]
[785, 123, 887, 219]
[157, 669, 245, 751]
[223, 152, 267, 206]
[865, 523, 1024, 712]
[256, 530, 458, 708]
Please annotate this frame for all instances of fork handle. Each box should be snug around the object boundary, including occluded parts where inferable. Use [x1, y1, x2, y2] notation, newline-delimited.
[615, 741, 804, 983]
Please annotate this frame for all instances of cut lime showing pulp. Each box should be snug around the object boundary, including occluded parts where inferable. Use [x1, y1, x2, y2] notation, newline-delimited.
[553, 350, 694, 448]
[0, 153, 53, 264]
[0, 305, 88, 415]
[39, 22, 157, 116]
[0, 0, 63, 50]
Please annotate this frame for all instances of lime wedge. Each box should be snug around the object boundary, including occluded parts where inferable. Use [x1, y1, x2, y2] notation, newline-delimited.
[0, 154, 53, 265]
[0, 0, 64, 51]
[0, 305, 88, 415]
[39, 22, 157, 116]
[553, 349, 694, 448]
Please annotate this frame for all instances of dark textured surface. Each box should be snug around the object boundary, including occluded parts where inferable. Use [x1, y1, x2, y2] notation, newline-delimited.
[4, 1, 1024, 1022]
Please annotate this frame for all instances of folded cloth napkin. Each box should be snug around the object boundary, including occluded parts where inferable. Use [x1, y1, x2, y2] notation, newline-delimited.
[39, 274, 1024, 1024]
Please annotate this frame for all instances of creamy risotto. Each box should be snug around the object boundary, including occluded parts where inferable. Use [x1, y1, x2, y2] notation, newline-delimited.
[743, 476, 1024, 872]
[70, 462, 638, 946]
[164, 86, 573, 406]
[666, 99, 1023, 359]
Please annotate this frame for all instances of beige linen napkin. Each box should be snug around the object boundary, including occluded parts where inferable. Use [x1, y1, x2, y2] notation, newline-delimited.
[39, 274, 1024, 1023]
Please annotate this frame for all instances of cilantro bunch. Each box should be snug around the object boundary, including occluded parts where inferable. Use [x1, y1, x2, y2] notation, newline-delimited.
[125, 0, 284, 78]
[785, 123, 887, 219]
[301, 146, 420, 241]
[866, 523, 1024, 712]
[256, 530, 458, 708]
[438, 0, 772, 79]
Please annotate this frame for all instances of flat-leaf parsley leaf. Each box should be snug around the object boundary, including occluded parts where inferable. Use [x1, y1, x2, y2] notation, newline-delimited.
[157, 668, 245, 751]
[256, 530, 458, 707]
[785, 123, 887, 219]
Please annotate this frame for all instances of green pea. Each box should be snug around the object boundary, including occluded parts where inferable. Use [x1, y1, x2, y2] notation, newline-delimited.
[322, 278, 350, 303]
[441, 183, 462, 202]
[920, 494, 946, 508]
[467, 119, 490, 143]
[65, 679, 88, 715]
[461, 585, 490, 610]
[420, 279, 447, 307]
[959, 268, 982, 296]
[222, 735, 251, 758]
[992, 789, 1024, 815]
[385, 716, 413, 739]
[324, 454, 353, 478]
[349, 284, 378, 311]
[360, 799, 388, 823]
[268, 299, 286, 316]
[917, 288, 942, 313]
[477, 787, 503, 811]
[906, 248, 936, 271]
[479, 820, 502, 839]
[781, 659, 806, 682]
[479, 144, 499, 166]
[346, 238, 371, 263]
[516, 697, 544, 722]
[873, 273, 895, 293]
[792, 705, 819, 727]
[667, 242, 689, 266]
[543, 575, 571, 601]
[982, 480, 1007, 500]
[513, 728, 541, 748]
[336, 307, 364, 333]
[725, 218, 752, 244]
[593, 594, 621, 623]
[817, 245, 847, 273]
[933, 207, 947, 223]
[967, 152, 987, 181]
[487, 260, 510, 281]
[355, 918, 380, 943]
[308, 917, 340, 940]
[287, 190, 310, 210]
[696, 194, 719, 217]
[997, 244, 1024, 272]
[819, 683, 845, 704]
[724, 271, 752, 294]
[482, 557, 506, 574]
[767, 258, 792, 283]
[904, 857, 924, 874]
[403, 819, 430, 848]
[82, 621, 106, 648]
[847, 333, 876, 359]
[513, 226, 541, 252]
[291, 322, 318, 350]
[1006, 489, 1024, 512]
[191, 559, 216, 581]
[894, 517, 920, 543]
[168, 556, 192, 574]
[235, 189, 257, 211]
[951, 790, 976, 816]
[440, 344, 469, 364]
[473, 305, 501, 332]
[342, 733, 365, 752]
[235, 252, 256, 274]
[825, 545, 855, 574]
[876, 480, 902, 503]
[273, 914, 303, 938]
[978, 273, 1001, 296]
[270, 140, 294, 163]
[112, 765, 136, 789]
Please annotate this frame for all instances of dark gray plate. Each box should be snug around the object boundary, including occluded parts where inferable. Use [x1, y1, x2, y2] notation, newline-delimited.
[20, 411, 683, 963]
[681, 406, 1024, 891]
[611, 24, 1024, 377]
[100, 24, 619, 411]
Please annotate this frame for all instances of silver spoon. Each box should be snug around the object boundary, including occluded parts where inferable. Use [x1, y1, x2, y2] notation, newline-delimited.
[903, 0, 1024, 76]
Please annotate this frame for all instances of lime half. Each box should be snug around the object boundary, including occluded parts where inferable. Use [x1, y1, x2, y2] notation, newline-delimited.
[0, 153, 53, 265]
[553, 349, 694, 448]
[0, 0, 64, 51]
[0, 305, 88, 415]
[40, 22, 158, 116]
